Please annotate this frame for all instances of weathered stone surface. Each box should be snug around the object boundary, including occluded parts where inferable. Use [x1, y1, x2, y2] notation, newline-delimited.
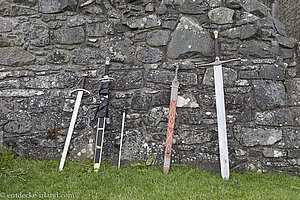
[0, 47, 35, 66]
[263, 148, 286, 158]
[179, 3, 208, 14]
[0, 89, 44, 97]
[6, 0, 37, 7]
[255, 109, 293, 126]
[282, 128, 300, 148]
[47, 50, 70, 64]
[206, 0, 222, 7]
[203, 67, 238, 86]
[275, 35, 297, 48]
[208, 7, 234, 24]
[67, 16, 86, 27]
[177, 94, 199, 108]
[54, 27, 85, 44]
[285, 78, 300, 106]
[147, 70, 198, 86]
[234, 125, 282, 147]
[113, 70, 144, 90]
[38, 0, 77, 14]
[146, 30, 170, 47]
[126, 14, 161, 29]
[152, 91, 170, 106]
[253, 80, 286, 110]
[240, 0, 270, 17]
[178, 129, 212, 144]
[226, 0, 243, 9]
[236, 12, 259, 26]
[179, 110, 203, 125]
[143, 107, 168, 127]
[0, 17, 12, 32]
[239, 40, 275, 58]
[27, 23, 50, 47]
[23, 73, 78, 89]
[239, 71, 259, 79]
[137, 47, 162, 63]
[72, 47, 101, 65]
[259, 65, 285, 80]
[86, 23, 104, 37]
[11, 5, 37, 16]
[167, 17, 213, 59]
[131, 91, 152, 111]
[4, 120, 32, 134]
[273, 18, 286, 36]
[221, 24, 258, 39]
[98, 36, 135, 63]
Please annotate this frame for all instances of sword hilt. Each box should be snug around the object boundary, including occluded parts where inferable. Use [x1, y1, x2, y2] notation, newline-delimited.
[214, 30, 220, 61]
[194, 58, 241, 67]
[70, 74, 91, 95]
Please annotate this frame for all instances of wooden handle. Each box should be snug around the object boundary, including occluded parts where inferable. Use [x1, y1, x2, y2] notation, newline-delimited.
[214, 30, 220, 59]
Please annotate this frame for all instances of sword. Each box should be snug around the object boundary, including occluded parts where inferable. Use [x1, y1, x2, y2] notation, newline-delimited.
[118, 96, 127, 169]
[59, 74, 90, 171]
[194, 30, 239, 180]
[94, 57, 114, 172]
[163, 64, 179, 174]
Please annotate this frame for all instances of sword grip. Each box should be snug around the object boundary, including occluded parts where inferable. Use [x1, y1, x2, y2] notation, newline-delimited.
[123, 96, 127, 110]
[105, 57, 110, 75]
[80, 74, 88, 89]
[214, 30, 220, 60]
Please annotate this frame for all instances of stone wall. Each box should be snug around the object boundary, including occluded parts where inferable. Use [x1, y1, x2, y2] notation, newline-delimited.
[0, 0, 299, 175]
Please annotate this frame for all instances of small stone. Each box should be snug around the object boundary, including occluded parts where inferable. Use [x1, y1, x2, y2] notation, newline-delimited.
[0, 17, 12, 32]
[146, 30, 170, 47]
[67, 16, 86, 27]
[54, 27, 85, 44]
[255, 109, 293, 126]
[145, 3, 154, 12]
[137, 47, 163, 63]
[176, 94, 199, 108]
[167, 17, 213, 59]
[275, 35, 297, 48]
[86, 23, 104, 37]
[38, 0, 77, 14]
[0, 47, 35, 66]
[285, 78, 300, 106]
[208, 7, 234, 25]
[127, 14, 161, 29]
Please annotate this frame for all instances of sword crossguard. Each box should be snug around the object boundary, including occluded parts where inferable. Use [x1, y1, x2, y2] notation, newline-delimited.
[70, 88, 91, 95]
[98, 76, 115, 83]
[194, 58, 241, 67]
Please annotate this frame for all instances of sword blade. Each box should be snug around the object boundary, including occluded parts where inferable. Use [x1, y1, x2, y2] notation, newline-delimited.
[59, 91, 84, 171]
[213, 65, 230, 180]
[118, 111, 126, 169]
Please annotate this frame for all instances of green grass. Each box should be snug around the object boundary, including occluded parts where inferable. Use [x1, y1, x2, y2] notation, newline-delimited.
[1, 148, 299, 200]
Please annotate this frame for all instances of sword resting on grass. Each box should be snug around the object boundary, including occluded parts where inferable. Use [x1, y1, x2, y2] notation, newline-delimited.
[94, 57, 114, 172]
[194, 30, 241, 180]
[59, 74, 90, 171]
[118, 96, 127, 169]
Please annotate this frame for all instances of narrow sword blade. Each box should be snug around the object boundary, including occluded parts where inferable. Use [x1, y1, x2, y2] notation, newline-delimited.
[118, 112, 126, 169]
[59, 91, 84, 171]
[213, 65, 230, 180]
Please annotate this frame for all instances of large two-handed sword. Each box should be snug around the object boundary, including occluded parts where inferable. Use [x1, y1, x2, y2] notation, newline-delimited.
[94, 58, 113, 172]
[194, 30, 240, 180]
[163, 64, 179, 174]
[59, 74, 90, 171]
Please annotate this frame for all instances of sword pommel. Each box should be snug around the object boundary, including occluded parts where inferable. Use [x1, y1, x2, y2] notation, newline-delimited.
[213, 30, 219, 39]
[105, 57, 110, 65]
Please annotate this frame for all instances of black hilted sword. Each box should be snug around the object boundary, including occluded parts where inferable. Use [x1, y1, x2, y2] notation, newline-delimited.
[194, 30, 241, 180]
[59, 74, 90, 171]
[94, 57, 114, 172]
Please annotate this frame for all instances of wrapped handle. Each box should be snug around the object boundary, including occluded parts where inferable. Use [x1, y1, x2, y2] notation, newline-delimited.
[214, 30, 220, 60]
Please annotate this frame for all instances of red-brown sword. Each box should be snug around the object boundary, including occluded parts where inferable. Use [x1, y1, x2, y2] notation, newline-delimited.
[163, 64, 179, 174]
